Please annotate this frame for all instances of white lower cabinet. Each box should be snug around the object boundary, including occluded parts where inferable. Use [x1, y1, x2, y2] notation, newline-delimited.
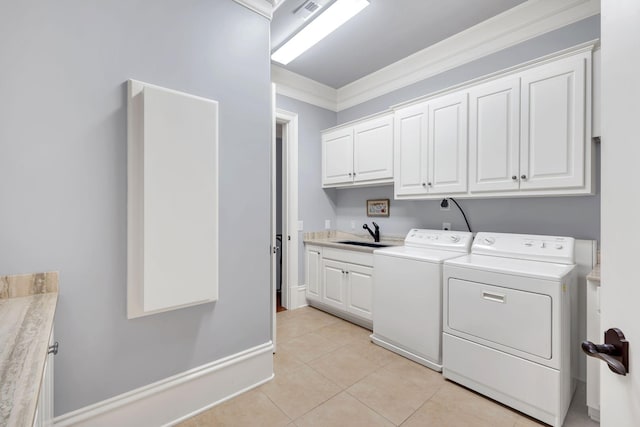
[305, 245, 322, 302]
[345, 264, 373, 321]
[321, 259, 348, 311]
[33, 332, 55, 427]
[305, 245, 374, 325]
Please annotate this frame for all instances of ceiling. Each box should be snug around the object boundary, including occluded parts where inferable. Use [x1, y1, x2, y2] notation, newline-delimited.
[271, 0, 527, 89]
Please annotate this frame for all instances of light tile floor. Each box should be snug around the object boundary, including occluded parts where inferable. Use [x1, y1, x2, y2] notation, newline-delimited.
[179, 307, 599, 427]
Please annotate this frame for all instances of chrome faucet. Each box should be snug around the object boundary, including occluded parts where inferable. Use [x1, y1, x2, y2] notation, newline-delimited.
[363, 222, 380, 242]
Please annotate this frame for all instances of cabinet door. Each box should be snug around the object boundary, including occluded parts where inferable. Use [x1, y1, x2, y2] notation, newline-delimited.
[427, 91, 468, 194]
[469, 76, 521, 193]
[305, 246, 322, 302]
[353, 114, 394, 183]
[520, 54, 586, 190]
[346, 264, 373, 321]
[394, 102, 429, 196]
[321, 259, 347, 310]
[322, 128, 354, 186]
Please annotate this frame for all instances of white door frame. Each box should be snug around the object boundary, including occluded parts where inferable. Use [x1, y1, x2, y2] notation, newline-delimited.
[275, 108, 300, 310]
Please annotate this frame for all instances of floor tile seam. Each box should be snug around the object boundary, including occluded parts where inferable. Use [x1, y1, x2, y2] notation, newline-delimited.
[289, 387, 344, 424]
[343, 388, 404, 426]
[299, 341, 352, 364]
[304, 361, 351, 392]
[256, 389, 294, 424]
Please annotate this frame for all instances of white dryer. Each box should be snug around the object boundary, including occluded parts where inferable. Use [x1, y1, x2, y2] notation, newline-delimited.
[371, 229, 473, 371]
[442, 232, 577, 427]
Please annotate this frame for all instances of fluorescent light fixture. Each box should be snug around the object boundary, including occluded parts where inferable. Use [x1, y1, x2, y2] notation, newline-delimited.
[271, 0, 370, 65]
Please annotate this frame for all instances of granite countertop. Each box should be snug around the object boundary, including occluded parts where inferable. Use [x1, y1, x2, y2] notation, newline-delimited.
[303, 230, 405, 253]
[0, 272, 58, 427]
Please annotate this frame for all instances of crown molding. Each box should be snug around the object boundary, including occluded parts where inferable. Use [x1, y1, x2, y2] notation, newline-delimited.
[270, 0, 600, 111]
[233, 0, 275, 20]
[272, 65, 338, 111]
[336, 0, 600, 110]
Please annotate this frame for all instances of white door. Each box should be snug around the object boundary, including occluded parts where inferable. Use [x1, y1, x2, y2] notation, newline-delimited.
[353, 114, 394, 182]
[520, 53, 587, 190]
[394, 102, 429, 196]
[346, 264, 373, 320]
[428, 91, 468, 194]
[322, 128, 353, 185]
[600, 2, 640, 425]
[321, 259, 347, 310]
[469, 76, 521, 193]
[305, 246, 322, 302]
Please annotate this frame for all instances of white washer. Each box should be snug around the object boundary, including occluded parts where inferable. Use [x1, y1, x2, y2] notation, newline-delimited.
[442, 232, 577, 427]
[371, 229, 473, 371]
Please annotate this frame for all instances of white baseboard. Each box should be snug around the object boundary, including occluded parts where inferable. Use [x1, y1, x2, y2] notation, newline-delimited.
[54, 342, 274, 427]
[287, 285, 308, 310]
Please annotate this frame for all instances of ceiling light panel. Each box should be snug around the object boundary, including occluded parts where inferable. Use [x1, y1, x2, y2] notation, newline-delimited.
[271, 0, 370, 65]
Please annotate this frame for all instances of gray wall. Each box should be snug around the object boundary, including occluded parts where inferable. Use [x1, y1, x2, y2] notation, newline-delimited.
[336, 144, 599, 240]
[335, 15, 601, 243]
[275, 95, 337, 285]
[0, 0, 271, 415]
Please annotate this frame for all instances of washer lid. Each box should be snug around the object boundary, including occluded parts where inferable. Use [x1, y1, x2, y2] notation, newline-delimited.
[445, 254, 575, 280]
[374, 245, 470, 262]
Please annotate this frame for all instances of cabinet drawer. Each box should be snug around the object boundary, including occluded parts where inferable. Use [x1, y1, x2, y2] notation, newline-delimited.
[322, 248, 373, 267]
[446, 278, 552, 359]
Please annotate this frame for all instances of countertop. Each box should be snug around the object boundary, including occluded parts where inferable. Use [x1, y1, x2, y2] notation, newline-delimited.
[0, 272, 58, 427]
[303, 230, 405, 253]
[587, 263, 600, 283]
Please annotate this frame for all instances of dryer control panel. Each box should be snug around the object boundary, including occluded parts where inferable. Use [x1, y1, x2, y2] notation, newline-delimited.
[405, 229, 473, 253]
[472, 232, 575, 264]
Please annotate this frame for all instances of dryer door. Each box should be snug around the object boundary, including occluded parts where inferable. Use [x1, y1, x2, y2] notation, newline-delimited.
[446, 278, 552, 359]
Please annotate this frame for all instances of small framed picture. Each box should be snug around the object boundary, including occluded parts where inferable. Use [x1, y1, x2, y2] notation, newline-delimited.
[367, 199, 390, 217]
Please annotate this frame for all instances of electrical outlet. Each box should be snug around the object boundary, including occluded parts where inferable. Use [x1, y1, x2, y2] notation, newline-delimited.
[297, 220, 304, 231]
[350, 220, 356, 230]
[325, 219, 331, 229]
[442, 222, 451, 231]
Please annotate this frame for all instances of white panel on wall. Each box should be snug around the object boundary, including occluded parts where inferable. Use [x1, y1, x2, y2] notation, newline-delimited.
[127, 80, 219, 319]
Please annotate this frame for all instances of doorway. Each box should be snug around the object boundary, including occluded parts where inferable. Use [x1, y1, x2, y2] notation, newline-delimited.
[272, 109, 299, 319]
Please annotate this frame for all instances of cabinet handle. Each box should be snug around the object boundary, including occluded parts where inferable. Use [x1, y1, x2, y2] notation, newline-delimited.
[345, 271, 349, 275]
[421, 182, 426, 187]
[348, 172, 352, 177]
[512, 175, 518, 180]
[353, 172, 356, 177]
[48, 342, 59, 355]
[521, 174, 527, 180]
[427, 182, 432, 186]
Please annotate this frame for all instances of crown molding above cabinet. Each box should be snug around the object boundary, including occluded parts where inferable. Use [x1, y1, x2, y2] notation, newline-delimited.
[233, 0, 277, 20]
[272, 0, 600, 112]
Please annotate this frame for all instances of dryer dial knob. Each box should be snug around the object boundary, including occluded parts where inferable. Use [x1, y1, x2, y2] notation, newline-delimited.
[449, 235, 460, 242]
[483, 237, 495, 245]
[555, 244, 563, 250]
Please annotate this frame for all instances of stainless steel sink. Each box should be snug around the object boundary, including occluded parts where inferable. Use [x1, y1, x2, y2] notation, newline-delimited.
[337, 240, 391, 248]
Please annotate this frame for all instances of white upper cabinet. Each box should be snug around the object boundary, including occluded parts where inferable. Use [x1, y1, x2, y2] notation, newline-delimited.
[395, 91, 468, 198]
[394, 47, 593, 199]
[322, 113, 393, 188]
[353, 114, 394, 182]
[469, 76, 521, 193]
[394, 103, 429, 196]
[428, 91, 468, 195]
[520, 54, 587, 190]
[322, 127, 354, 186]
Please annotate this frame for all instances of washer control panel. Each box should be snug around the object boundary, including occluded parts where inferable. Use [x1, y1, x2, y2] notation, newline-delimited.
[472, 232, 575, 264]
[405, 229, 473, 253]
